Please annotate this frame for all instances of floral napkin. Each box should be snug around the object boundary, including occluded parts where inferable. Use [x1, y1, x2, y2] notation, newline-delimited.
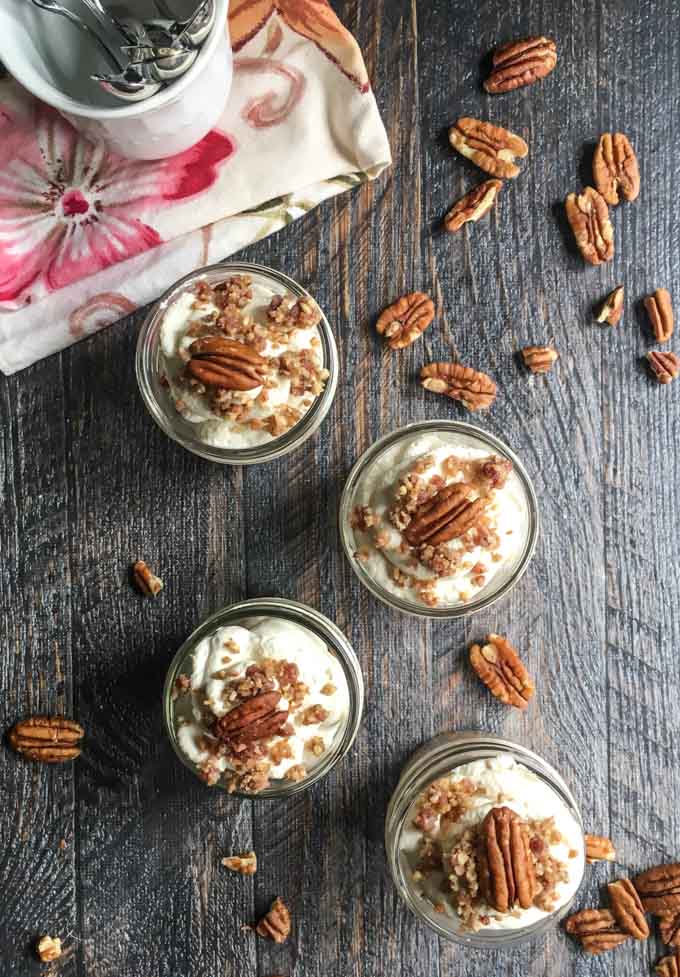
[0, 1, 391, 374]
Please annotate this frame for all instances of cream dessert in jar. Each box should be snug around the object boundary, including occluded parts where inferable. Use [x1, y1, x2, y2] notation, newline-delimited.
[159, 272, 330, 450]
[344, 425, 534, 612]
[172, 616, 350, 794]
[399, 754, 585, 933]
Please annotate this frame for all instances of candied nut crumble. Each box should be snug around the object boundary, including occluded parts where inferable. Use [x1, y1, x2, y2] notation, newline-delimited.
[222, 851, 258, 875]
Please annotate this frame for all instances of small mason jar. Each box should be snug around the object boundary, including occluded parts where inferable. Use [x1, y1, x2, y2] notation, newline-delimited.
[385, 732, 586, 948]
[163, 598, 364, 798]
[339, 420, 539, 618]
[136, 262, 339, 464]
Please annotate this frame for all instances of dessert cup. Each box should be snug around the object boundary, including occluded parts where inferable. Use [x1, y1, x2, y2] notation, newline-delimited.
[385, 732, 586, 947]
[136, 262, 338, 464]
[163, 598, 364, 798]
[339, 421, 539, 618]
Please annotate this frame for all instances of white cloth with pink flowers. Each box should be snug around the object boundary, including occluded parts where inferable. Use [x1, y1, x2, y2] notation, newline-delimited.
[0, 2, 390, 374]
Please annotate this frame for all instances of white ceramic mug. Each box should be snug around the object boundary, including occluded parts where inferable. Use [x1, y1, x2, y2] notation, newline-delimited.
[0, 0, 232, 160]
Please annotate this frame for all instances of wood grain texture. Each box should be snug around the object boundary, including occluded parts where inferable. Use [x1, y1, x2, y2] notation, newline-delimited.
[1, 0, 679, 975]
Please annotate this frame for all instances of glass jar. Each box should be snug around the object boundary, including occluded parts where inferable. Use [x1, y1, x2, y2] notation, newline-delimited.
[163, 598, 364, 798]
[385, 732, 585, 947]
[136, 262, 339, 464]
[339, 420, 539, 618]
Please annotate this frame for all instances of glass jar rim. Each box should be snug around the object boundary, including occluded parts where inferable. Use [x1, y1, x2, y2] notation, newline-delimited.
[135, 262, 339, 465]
[338, 420, 540, 618]
[385, 732, 585, 948]
[162, 597, 364, 799]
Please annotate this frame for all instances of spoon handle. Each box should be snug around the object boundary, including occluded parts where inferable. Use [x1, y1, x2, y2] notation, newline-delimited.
[29, 0, 126, 71]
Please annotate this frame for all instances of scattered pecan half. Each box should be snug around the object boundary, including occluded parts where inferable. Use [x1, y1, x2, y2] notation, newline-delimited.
[565, 187, 614, 265]
[449, 117, 528, 179]
[9, 716, 84, 763]
[657, 951, 680, 977]
[608, 878, 650, 940]
[647, 351, 680, 385]
[521, 345, 559, 374]
[484, 36, 557, 93]
[469, 634, 535, 709]
[222, 852, 257, 875]
[132, 559, 163, 597]
[214, 691, 289, 746]
[565, 908, 629, 955]
[634, 864, 680, 914]
[644, 288, 674, 343]
[596, 285, 625, 326]
[421, 361, 497, 411]
[187, 336, 268, 390]
[405, 483, 485, 546]
[36, 935, 62, 963]
[585, 833, 616, 864]
[593, 133, 640, 205]
[478, 806, 536, 912]
[256, 897, 291, 943]
[444, 179, 502, 232]
[375, 293, 435, 349]
[660, 913, 680, 947]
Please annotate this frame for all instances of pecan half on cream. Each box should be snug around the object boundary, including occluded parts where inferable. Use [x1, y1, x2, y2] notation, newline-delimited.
[421, 362, 497, 411]
[565, 187, 614, 265]
[593, 133, 640, 205]
[596, 285, 625, 326]
[565, 908, 629, 955]
[449, 117, 528, 179]
[376, 292, 435, 349]
[469, 634, 535, 709]
[634, 864, 680, 914]
[585, 833, 616, 864]
[405, 483, 485, 546]
[214, 691, 289, 745]
[256, 897, 291, 943]
[647, 351, 680, 385]
[484, 36, 557, 93]
[660, 913, 680, 947]
[521, 345, 559, 374]
[444, 180, 502, 232]
[9, 716, 84, 763]
[656, 951, 680, 977]
[608, 878, 650, 940]
[222, 852, 257, 876]
[478, 806, 536, 913]
[132, 559, 163, 597]
[644, 288, 674, 343]
[187, 336, 268, 390]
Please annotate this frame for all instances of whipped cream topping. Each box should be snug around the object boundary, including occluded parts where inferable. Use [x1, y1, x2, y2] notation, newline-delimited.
[160, 274, 328, 450]
[399, 754, 585, 932]
[348, 432, 530, 609]
[173, 617, 350, 793]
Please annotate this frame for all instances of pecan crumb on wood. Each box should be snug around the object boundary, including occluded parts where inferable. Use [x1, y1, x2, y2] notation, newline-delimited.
[521, 345, 559, 374]
[644, 289, 674, 343]
[593, 132, 640, 205]
[376, 293, 435, 349]
[9, 716, 84, 763]
[469, 634, 535, 709]
[36, 935, 62, 962]
[449, 117, 528, 179]
[444, 180, 502, 232]
[484, 36, 557, 93]
[421, 362, 497, 411]
[256, 897, 291, 943]
[132, 559, 164, 597]
[585, 833, 616, 863]
[596, 285, 625, 326]
[222, 852, 257, 876]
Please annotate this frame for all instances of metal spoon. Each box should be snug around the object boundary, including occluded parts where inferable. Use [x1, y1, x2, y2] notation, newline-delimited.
[30, 0, 126, 70]
[91, 64, 162, 101]
[146, 0, 215, 48]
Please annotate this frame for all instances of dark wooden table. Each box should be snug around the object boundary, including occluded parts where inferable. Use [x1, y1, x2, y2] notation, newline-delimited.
[2, 1, 679, 974]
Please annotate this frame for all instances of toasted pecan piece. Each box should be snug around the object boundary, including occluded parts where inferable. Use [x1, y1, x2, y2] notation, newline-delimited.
[644, 289, 674, 343]
[421, 361, 497, 411]
[222, 852, 257, 876]
[376, 293, 435, 349]
[660, 913, 680, 947]
[256, 897, 291, 943]
[565, 187, 614, 265]
[647, 351, 680, 385]
[565, 908, 629, 955]
[521, 345, 559, 374]
[132, 559, 163, 597]
[634, 864, 680, 914]
[449, 117, 528, 179]
[596, 285, 625, 326]
[593, 133, 640, 205]
[585, 833, 616, 863]
[608, 878, 650, 940]
[478, 806, 536, 912]
[657, 951, 680, 977]
[484, 36, 557, 93]
[36, 936, 62, 963]
[469, 634, 535, 709]
[9, 716, 84, 763]
[444, 180, 502, 232]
